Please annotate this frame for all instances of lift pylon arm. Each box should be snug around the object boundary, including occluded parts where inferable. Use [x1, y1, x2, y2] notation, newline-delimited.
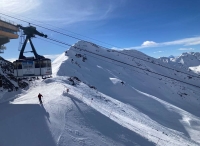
[17, 24, 47, 38]
[13, 24, 52, 78]
[17, 24, 47, 59]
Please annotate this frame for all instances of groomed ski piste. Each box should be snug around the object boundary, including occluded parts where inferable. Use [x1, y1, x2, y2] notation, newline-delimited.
[0, 41, 200, 146]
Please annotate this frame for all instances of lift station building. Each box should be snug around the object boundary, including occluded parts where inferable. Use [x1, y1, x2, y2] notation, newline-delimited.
[0, 17, 19, 53]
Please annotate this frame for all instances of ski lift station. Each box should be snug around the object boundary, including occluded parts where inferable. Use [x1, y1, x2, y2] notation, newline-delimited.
[0, 17, 19, 53]
[13, 25, 52, 78]
[0, 16, 52, 78]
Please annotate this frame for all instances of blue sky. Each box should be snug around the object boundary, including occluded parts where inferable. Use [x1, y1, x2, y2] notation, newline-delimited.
[0, 0, 200, 61]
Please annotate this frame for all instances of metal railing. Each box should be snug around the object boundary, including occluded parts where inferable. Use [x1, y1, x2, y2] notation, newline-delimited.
[0, 15, 17, 26]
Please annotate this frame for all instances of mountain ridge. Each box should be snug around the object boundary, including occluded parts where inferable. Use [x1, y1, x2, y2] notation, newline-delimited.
[0, 41, 200, 146]
[159, 52, 200, 73]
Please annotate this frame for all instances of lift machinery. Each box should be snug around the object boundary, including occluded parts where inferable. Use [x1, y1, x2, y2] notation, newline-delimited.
[13, 25, 52, 78]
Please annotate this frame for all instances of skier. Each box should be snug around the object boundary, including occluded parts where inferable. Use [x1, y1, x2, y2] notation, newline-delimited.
[66, 88, 69, 93]
[38, 93, 43, 104]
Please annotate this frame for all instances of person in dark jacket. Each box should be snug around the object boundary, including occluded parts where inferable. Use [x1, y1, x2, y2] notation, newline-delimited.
[38, 93, 43, 104]
[66, 88, 69, 93]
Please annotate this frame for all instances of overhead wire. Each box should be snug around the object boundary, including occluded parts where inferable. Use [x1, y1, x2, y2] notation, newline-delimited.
[83, 42, 200, 79]
[38, 37, 200, 101]
[0, 12, 83, 41]
[37, 38, 200, 146]
[0, 11, 118, 48]
[1, 12, 200, 79]
[1, 12, 116, 48]
[44, 37, 200, 90]
[37, 36, 162, 82]
[70, 43, 200, 101]
[36, 37, 67, 48]
[1, 12, 199, 144]
[107, 49, 200, 78]
[16, 13, 200, 79]
[1, 12, 200, 90]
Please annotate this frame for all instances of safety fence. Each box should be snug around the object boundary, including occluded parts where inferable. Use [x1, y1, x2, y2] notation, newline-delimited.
[0, 16, 16, 26]
[63, 86, 198, 146]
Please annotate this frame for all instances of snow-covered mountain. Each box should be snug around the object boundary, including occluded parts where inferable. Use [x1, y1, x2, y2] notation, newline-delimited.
[159, 52, 200, 74]
[168, 55, 175, 58]
[0, 56, 28, 101]
[0, 41, 200, 146]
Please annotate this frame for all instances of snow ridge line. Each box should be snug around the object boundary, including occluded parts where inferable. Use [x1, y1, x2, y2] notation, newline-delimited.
[61, 82, 199, 146]
[70, 44, 200, 89]
[132, 86, 200, 121]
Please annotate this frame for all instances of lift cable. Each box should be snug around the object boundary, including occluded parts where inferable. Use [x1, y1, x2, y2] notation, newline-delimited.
[44, 37, 200, 89]
[36, 37, 199, 146]
[39, 37, 200, 106]
[0, 11, 118, 48]
[72, 48, 200, 105]
[1, 12, 200, 79]
[32, 37, 200, 106]
[0, 12, 84, 40]
[85, 42, 200, 79]
[37, 37, 67, 48]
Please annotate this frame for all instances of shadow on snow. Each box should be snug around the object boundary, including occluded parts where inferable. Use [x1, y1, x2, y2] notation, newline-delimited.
[68, 95, 155, 146]
[0, 102, 55, 146]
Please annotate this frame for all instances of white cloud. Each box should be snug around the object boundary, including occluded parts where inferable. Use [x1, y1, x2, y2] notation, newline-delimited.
[38, 0, 120, 25]
[178, 48, 194, 51]
[185, 40, 200, 46]
[0, 0, 40, 14]
[142, 41, 157, 47]
[162, 37, 200, 46]
[153, 51, 163, 53]
[0, 0, 121, 26]
[125, 36, 200, 50]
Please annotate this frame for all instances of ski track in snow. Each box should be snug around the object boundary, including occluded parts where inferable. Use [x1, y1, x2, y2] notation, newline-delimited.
[68, 80, 200, 146]
[8, 76, 199, 146]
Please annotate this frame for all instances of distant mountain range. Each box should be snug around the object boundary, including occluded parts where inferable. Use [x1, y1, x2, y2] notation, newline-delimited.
[159, 52, 200, 73]
[168, 55, 175, 58]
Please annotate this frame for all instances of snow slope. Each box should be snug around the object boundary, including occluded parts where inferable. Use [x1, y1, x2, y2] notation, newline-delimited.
[0, 56, 28, 100]
[0, 41, 200, 146]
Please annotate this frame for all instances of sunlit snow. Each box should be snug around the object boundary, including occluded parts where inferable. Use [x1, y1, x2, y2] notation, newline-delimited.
[0, 41, 200, 146]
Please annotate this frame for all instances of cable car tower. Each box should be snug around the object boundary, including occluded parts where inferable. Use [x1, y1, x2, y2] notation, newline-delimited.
[13, 25, 52, 78]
